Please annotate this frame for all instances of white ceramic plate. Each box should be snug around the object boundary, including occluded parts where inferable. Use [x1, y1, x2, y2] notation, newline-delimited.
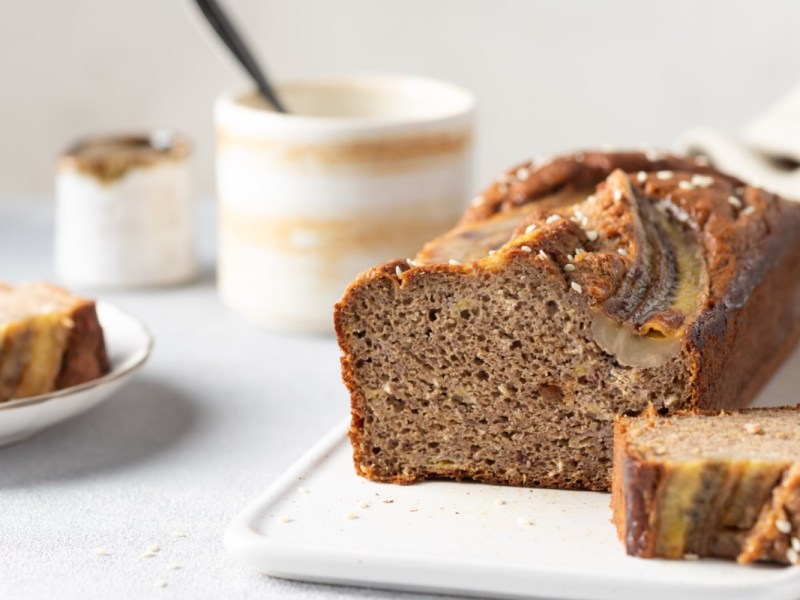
[226, 345, 800, 600]
[0, 302, 153, 447]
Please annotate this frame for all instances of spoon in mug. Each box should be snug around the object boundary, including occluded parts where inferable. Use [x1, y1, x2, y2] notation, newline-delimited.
[192, 0, 288, 113]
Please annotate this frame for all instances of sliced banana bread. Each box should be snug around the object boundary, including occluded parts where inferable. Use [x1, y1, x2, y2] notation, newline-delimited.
[0, 282, 109, 402]
[612, 407, 800, 565]
[334, 150, 800, 492]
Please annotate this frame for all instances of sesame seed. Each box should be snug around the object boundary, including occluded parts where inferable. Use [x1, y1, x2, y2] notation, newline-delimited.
[154, 580, 167, 589]
[172, 531, 187, 538]
[92, 547, 110, 556]
[683, 553, 699, 560]
[777, 519, 792, 534]
[728, 196, 742, 208]
[168, 562, 181, 571]
[494, 499, 507, 506]
[395, 266, 403, 277]
[516, 167, 531, 181]
[574, 248, 586, 256]
[743, 422, 764, 435]
[587, 194, 597, 203]
[793, 537, 800, 552]
[691, 174, 714, 188]
[564, 264, 576, 272]
[279, 515, 293, 524]
[617, 248, 628, 256]
[448, 259, 462, 266]
[517, 518, 534, 526]
[383, 382, 392, 393]
[741, 206, 756, 216]
[488, 250, 496, 256]
[566, 254, 574, 262]
[358, 501, 370, 509]
[637, 171, 647, 183]
[298, 486, 310, 494]
[406, 258, 420, 268]
[656, 171, 673, 180]
[343, 512, 359, 520]
[678, 180, 694, 191]
[787, 548, 799, 564]
[571, 282, 582, 294]
[538, 250, 548, 259]
[644, 149, 663, 161]
[471, 195, 486, 207]
[520, 246, 532, 253]
[586, 230, 598, 242]
[141, 552, 156, 559]
[613, 189, 622, 202]
[525, 224, 537, 234]
[147, 544, 160, 553]
[546, 214, 561, 224]
[498, 173, 515, 184]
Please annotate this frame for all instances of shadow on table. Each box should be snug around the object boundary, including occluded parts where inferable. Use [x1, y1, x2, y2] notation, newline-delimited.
[0, 377, 199, 488]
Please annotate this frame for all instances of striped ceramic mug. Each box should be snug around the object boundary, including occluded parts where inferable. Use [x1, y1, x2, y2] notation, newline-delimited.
[215, 74, 475, 333]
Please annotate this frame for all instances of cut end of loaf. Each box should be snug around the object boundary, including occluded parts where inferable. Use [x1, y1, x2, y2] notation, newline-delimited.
[336, 251, 693, 491]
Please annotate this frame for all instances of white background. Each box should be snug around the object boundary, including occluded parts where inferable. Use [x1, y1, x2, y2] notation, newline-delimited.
[2, 0, 799, 198]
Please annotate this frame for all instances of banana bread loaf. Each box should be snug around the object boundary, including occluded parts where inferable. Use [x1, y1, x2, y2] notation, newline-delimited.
[334, 150, 800, 492]
[0, 282, 109, 402]
[612, 406, 800, 565]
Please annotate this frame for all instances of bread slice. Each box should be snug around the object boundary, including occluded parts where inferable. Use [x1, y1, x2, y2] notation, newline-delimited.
[0, 282, 109, 402]
[334, 151, 800, 491]
[612, 407, 800, 565]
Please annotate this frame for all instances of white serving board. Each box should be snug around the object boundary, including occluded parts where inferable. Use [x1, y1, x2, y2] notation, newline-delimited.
[226, 346, 800, 600]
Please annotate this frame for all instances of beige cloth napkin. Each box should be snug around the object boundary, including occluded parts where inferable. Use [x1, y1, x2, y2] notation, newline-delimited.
[678, 82, 800, 200]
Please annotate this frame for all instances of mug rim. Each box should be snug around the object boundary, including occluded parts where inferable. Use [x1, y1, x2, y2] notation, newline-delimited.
[215, 73, 476, 130]
[60, 129, 192, 160]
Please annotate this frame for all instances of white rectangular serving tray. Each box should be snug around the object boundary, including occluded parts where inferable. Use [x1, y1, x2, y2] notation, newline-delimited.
[226, 347, 800, 600]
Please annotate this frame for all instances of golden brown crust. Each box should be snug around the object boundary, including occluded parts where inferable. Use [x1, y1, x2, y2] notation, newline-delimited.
[738, 464, 800, 564]
[461, 151, 730, 224]
[55, 300, 110, 389]
[611, 411, 666, 557]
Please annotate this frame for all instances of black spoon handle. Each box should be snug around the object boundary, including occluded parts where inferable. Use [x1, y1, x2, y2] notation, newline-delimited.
[194, 0, 288, 113]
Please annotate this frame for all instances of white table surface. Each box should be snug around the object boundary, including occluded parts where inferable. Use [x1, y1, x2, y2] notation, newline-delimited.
[0, 200, 468, 600]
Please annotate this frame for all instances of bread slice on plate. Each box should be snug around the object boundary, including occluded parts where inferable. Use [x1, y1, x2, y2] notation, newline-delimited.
[612, 406, 800, 565]
[0, 282, 109, 402]
[334, 150, 800, 492]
